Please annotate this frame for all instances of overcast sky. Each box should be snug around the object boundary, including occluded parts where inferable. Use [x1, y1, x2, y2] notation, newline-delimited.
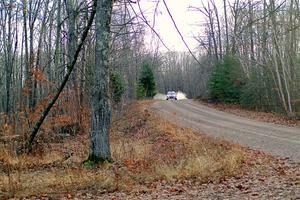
[133, 0, 226, 52]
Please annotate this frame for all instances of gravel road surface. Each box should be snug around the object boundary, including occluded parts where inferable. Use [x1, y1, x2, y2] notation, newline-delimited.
[153, 100, 300, 162]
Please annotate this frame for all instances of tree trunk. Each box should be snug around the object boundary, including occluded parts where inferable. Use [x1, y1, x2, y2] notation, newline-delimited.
[34, 0, 50, 109]
[54, 0, 62, 83]
[22, 0, 30, 108]
[4, 0, 13, 118]
[248, 0, 254, 61]
[207, 3, 218, 60]
[65, 0, 80, 123]
[223, 0, 229, 54]
[29, 1, 35, 110]
[88, 0, 113, 163]
[211, 0, 222, 59]
[231, 0, 240, 54]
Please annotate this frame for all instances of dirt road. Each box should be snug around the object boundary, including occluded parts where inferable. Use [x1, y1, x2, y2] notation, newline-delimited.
[153, 100, 300, 162]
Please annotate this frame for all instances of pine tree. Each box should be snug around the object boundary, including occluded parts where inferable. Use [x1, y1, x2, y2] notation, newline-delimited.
[110, 70, 125, 104]
[209, 56, 244, 103]
[137, 61, 156, 99]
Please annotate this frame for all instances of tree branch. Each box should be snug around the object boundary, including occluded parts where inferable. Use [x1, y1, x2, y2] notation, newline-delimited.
[18, 0, 98, 153]
[162, 0, 202, 65]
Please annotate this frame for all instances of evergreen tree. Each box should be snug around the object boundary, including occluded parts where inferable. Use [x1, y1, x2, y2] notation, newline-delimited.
[137, 61, 156, 99]
[109, 70, 125, 104]
[209, 56, 244, 103]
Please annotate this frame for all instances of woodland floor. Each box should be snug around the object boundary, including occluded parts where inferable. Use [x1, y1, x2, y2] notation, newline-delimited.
[0, 101, 299, 199]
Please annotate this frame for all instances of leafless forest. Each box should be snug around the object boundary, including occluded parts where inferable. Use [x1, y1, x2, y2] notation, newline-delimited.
[197, 0, 300, 116]
[0, 0, 299, 198]
[0, 0, 299, 155]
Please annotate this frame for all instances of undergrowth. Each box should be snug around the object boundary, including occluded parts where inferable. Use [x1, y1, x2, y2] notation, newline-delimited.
[0, 100, 245, 198]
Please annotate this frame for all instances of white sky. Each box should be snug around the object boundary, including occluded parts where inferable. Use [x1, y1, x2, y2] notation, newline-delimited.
[134, 0, 226, 52]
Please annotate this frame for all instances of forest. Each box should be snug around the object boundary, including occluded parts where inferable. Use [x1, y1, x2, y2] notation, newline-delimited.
[0, 0, 299, 198]
[1, 0, 300, 133]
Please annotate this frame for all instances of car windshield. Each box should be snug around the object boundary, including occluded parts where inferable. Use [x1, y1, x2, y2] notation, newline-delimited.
[167, 91, 176, 95]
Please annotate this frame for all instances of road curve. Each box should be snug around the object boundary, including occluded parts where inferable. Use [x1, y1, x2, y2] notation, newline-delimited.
[152, 100, 300, 162]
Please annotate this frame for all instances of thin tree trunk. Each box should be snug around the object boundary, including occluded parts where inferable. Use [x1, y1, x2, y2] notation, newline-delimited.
[223, 0, 229, 54]
[207, 3, 218, 60]
[211, 0, 222, 59]
[248, 0, 254, 61]
[29, 0, 35, 110]
[54, 0, 62, 83]
[22, 0, 30, 108]
[34, 0, 50, 109]
[4, 0, 13, 117]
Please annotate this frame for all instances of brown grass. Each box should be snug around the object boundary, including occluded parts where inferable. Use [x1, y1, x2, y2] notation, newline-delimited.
[0, 100, 245, 198]
[111, 101, 245, 183]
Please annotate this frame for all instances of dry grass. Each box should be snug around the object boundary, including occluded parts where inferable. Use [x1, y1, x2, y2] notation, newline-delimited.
[111, 101, 245, 183]
[0, 100, 245, 198]
[156, 125, 244, 182]
[0, 134, 115, 198]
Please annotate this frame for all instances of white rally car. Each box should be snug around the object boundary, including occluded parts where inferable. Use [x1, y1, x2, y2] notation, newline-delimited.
[166, 91, 177, 100]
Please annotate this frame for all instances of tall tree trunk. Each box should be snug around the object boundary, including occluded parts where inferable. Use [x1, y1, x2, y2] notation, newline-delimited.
[262, 0, 267, 62]
[54, 0, 62, 83]
[46, 6, 54, 92]
[65, 0, 80, 123]
[29, 0, 35, 110]
[231, 0, 240, 54]
[208, 4, 218, 60]
[223, 0, 229, 54]
[211, 0, 222, 59]
[34, 0, 50, 109]
[248, 0, 254, 61]
[88, 0, 113, 163]
[22, 0, 30, 109]
[4, 0, 13, 117]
